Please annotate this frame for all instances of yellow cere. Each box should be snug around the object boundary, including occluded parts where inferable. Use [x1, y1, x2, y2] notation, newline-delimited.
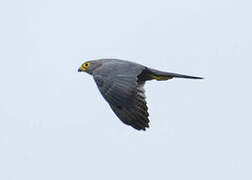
[80, 62, 91, 71]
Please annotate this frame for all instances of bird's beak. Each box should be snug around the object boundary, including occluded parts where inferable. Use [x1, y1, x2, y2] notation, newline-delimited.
[78, 67, 83, 72]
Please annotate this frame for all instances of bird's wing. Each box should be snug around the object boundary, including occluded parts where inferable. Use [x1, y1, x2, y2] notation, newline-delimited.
[147, 68, 203, 80]
[109, 82, 149, 130]
[93, 63, 149, 130]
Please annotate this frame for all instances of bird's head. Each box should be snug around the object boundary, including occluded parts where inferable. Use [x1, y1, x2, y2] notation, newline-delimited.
[78, 60, 101, 75]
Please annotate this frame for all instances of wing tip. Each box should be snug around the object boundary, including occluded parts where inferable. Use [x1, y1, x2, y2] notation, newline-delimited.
[132, 123, 150, 131]
[187, 76, 204, 80]
[173, 74, 204, 79]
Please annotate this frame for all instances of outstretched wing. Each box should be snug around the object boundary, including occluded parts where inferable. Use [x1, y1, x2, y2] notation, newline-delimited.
[109, 82, 149, 130]
[93, 62, 149, 130]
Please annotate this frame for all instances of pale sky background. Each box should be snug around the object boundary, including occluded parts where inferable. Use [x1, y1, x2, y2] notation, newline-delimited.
[0, 0, 251, 179]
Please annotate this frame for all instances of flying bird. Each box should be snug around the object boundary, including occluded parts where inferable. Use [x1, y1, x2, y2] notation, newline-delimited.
[78, 59, 202, 131]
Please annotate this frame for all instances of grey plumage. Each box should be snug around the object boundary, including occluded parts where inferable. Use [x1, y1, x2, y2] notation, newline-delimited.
[78, 59, 202, 130]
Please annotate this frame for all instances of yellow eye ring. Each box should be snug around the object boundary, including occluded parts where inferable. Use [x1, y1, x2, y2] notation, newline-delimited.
[81, 62, 91, 71]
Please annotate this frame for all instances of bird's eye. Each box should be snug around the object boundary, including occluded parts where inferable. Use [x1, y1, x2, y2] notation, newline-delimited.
[81, 62, 91, 70]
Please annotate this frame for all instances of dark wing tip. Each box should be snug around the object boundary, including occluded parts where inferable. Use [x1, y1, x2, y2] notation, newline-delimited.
[170, 74, 204, 79]
[132, 122, 149, 131]
[186, 76, 204, 79]
[169, 73, 204, 79]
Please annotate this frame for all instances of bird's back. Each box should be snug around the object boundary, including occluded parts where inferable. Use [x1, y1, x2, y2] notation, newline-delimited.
[92, 59, 145, 77]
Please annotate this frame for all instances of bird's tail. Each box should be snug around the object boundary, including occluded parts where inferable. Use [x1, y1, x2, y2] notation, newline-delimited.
[148, 68, 203, 81]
